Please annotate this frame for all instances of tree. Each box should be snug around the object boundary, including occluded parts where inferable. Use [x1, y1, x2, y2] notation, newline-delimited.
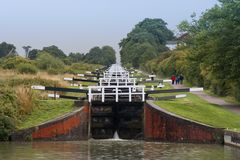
[169, 0, 240, 100]
[119, 18, 174, 67]
[22, 46, 31, 58]
[68, 52, 85, 63]
[0, 42, 16, 58]
[84, 46, 116, 66]
[85, 46, 102, 64]
[101, 46, 116, 65]
[36, 51, 65, 72]
[42, 45, 66, 59]
[28, 49, 39, 60]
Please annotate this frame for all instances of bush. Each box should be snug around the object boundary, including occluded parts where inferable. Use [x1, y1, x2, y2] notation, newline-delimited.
[0, 88, 19, 119]
[0, 115, 15, 141]
[36, 52, 65, 73]
[16, 87, 35, 115]
[17, 63, 37, 74]
[1, 56, 32, 69]
[0, 87, 18, 141]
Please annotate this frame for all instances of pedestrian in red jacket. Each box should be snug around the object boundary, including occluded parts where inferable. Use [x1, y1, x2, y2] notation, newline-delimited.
[171, 75, 176, 85]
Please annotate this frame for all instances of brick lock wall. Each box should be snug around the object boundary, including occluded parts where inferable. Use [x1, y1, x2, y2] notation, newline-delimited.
[144, 101, 223, 143]
[11, 104, 89, 141]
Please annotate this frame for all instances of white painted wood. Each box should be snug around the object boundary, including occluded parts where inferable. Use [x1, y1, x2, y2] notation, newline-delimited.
[176, 94, 187, 99]
[48, 94, 60, 98]
[87, 64, 146, 102]
[157, 83, 165, 88]
[79, 84, 83, 89]
[77, 74, 85, 77]
[31, 86, 45, 90]
[64, 77, 73, 81]
[149, 75, 156, 78]
[163, 79, 172, 82]
[151, 85, 154, 91]
[129, 87, 132, 102]
[190, 88, 204, 92]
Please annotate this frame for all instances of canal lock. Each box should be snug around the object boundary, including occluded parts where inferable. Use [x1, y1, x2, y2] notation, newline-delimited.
[90, 101, 144, 139]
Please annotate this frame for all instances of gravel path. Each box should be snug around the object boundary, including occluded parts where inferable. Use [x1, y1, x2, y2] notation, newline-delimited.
[171, 83, 240, 115]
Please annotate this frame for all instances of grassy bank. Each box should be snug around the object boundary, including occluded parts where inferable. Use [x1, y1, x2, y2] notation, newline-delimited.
[0, 62, 98, 141]
[18, 100, 74, 129]
[153, 92, 240, 131]
[141, 75, 240, 131]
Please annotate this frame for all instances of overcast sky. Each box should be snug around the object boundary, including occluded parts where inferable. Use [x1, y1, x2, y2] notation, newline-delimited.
[0, 0, 218, 55]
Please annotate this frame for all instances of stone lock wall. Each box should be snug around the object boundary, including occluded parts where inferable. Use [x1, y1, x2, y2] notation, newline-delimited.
[11, 103, 89, 141]
[144, 101, 224, 143]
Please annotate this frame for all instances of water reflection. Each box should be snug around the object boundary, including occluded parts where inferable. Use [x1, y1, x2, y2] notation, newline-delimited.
[0, 140, 239, 160]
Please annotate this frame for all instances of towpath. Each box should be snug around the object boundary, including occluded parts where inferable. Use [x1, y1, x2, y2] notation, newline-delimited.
[170, 83, 240, 115]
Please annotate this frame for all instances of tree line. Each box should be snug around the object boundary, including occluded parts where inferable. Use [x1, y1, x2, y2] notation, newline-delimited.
[0, 43, 116, 75]
[120, 0, 240, 101]
[0, 43, 116, 66]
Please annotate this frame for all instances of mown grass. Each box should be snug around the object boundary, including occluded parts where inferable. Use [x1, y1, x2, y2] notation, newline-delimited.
[154, 93, 240, 131]
[142, 73, 240, 131]
[18, 100, 74, 129]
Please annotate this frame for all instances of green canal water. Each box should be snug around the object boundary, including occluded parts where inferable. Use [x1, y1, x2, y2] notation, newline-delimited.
[0, 140, 239, 160]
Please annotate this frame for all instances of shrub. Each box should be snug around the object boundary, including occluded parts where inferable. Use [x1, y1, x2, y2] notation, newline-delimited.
[62, 58, 72, 65]
[36, 52, 65, 71]
[17, 63, 37, 74]
[0, 115, 15, 141]
[1, 56, 32, 69]
[0, 88, 19, 119]
[16, 87, 35, 115]
[0, 87, 18, 141]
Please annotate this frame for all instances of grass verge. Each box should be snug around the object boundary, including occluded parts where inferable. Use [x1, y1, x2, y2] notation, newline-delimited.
[18, 100, 74, 129]
[143, 72, 240, 132]
[154, 93, 240, 131]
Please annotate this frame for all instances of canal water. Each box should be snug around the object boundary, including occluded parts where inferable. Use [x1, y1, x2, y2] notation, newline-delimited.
[0, 140, 239, 160]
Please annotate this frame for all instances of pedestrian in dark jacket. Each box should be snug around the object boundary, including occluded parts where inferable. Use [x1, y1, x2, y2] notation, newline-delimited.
[176, 75, 180, 85]
[171, 75, 176, 85]
[179, 74, 184, 84]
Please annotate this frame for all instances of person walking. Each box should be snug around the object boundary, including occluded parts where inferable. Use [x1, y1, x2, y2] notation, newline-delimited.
[176, 75, 180, 85]
[171, 74, 176, 85]
[179, 74, 184, 84]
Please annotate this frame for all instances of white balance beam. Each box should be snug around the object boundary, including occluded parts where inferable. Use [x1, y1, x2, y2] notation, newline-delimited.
[48, 94, 60, 98]
[163, 79, 172, 83]
[176, 94, 187, 99]
[77, 74, 85, 77]
[31, 85, 45, 90]
[189, 88, 204, 92]
[64, 77, 73, 81]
